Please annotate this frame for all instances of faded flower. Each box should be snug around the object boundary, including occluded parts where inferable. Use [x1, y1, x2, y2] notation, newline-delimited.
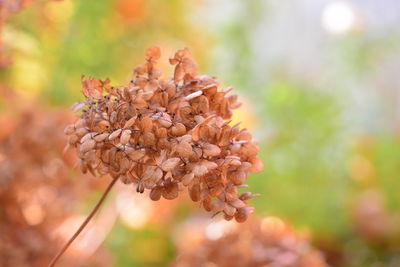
[65, 47, 263, 222]
[172, 217, 328, 267]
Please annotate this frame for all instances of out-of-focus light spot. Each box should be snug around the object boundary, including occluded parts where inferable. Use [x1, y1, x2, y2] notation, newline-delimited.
[22, 202, 45, 225]
[55, 215, 86, 241]
[3, 25, 39, 55]
[261, 216, 285, 234]
[54, 204, 116, 258]
[116, 0, 145, 22]
[12, 57, 46, 97]
[43, 0, 74, 24]
[322, 1, 356, 34]
[348, 155, 375, 183]
[42, 158, 63, 178]
[231, 95, 259, 131]
[36, 186, 57, 204]
[116, 186, 153, 229]
[205, 220, 235, 240]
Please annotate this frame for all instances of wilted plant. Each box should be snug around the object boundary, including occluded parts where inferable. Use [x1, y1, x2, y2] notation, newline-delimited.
[53, 46, 263, 266]
[172, 216, 328, 267]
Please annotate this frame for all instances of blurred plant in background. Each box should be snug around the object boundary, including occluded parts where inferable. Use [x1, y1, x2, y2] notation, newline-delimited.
[0, 100, 113, 266]
[172, 216, 327, 267]
[1, 0, 400, 266]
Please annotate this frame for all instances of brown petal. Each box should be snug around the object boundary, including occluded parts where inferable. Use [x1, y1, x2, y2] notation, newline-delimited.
[202, 143, 221, 157]
[120, 129, 132, 145]
[171, 123, 186, 136]
[141, 117, 153, 131]
[189, 184, 201, 202]
[80, 139, 96, 153]
[162, 182, 179, 200]
[64, 124, 75, 135]
[128, 149, 146, 161]
[123, 116, 137, 129]
[249, 157, 264, 173]
[109, 129, 122, 140]
[182, 172, 194, 186]
[234, 207, 254, 223]
[176, 141, 193, 158]
[224, 205, 236, 217]
[150, 186, 162, 201]
[161, 158, 181, 172]
[94, 133, 109, 142]
[211, 200, 225, 212]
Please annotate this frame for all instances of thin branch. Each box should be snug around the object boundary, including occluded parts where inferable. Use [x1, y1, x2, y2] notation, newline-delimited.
[48, 177, 118, 267]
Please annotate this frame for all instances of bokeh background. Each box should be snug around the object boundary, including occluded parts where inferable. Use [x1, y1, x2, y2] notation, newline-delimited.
[1, 0, 400, 266]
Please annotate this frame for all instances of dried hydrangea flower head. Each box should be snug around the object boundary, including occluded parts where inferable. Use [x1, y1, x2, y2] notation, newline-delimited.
[65, 46, 263, 223]
[172, 217, 328, 267]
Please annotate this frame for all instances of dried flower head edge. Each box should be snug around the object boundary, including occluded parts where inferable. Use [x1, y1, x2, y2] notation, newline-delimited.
[50, 47, 263, 266]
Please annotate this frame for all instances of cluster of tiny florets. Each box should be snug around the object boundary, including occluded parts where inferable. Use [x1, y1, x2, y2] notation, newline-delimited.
[65, 47, 263, 222]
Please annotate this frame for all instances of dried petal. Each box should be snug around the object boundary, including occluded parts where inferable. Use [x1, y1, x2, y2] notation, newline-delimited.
[109, 129, 122, 140]
[161, 158, 181, 172]
[120, 129, 132, 145]
[150, 186, 162, 201]
[202, 143, 221, 157]
[176, 141, 193, 158]
[80, 139, 95, 153]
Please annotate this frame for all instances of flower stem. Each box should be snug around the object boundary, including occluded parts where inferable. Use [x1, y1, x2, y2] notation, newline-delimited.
[48, 177, 118, 267]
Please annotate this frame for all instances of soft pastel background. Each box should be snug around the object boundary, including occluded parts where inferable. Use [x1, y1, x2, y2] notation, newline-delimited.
[1, 0, 400, 266]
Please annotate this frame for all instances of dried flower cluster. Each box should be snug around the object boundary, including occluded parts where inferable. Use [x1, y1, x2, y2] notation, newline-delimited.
[65, 47, 263, 222]
[0, 107, 110, 267]
[172, 217, 328, 267]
